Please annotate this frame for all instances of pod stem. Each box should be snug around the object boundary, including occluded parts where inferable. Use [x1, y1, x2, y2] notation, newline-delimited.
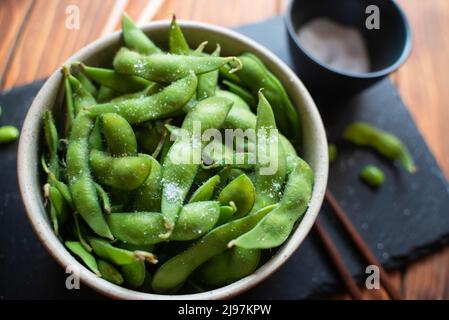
[228, 57, 243, 73]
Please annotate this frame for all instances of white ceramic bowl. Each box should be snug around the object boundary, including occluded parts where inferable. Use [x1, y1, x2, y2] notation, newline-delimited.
[18, 20, 328, 299]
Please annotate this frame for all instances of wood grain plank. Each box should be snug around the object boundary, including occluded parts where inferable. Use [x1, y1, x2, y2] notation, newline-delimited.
[392, 0, 449, 176]
[1, 0, 119, 89]
[153, 0, 280, 26]
[0, 0, 35, 82]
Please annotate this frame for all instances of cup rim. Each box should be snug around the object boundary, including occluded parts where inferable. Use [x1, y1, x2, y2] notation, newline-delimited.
[284, 0, 413, 79]
[17, 19, 328, 300]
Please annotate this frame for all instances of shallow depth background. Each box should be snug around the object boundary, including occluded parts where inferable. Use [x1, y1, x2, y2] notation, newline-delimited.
[1, 0, 449, 299]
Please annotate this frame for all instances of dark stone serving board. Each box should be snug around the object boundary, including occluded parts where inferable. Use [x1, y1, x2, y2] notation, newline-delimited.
[1, 17, 449, 300]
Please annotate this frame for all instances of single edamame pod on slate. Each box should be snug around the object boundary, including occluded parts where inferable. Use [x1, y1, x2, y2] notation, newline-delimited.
[196, 247, 260, 287]
[122, 13, 161, 55]
[65, 241, 100, 276]
[88, 74, 198, 124]
[107, 201, 221, 245]
[113, 47, 242, 83]
[360, 164, 385, 188]
[343, 122, 416, 173]
[89, 150, 151, 191]
[80, 64, 153, 93]
[229, 157, 313, 249]
[0, 126, 19, 144]
[98, 260, 124, 285]
[100, 113, 137, 156]
[151, 204, 277, 294]
[66, 112, 112, 239]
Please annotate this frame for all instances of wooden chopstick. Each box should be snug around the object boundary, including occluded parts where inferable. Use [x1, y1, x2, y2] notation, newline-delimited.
[325, 190, 402, 300]
[314, 219, 365, 300]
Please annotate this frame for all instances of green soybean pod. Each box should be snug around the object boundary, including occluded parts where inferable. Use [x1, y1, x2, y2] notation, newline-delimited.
[216, 89, 251, 111]
[216, 204, 237, 226]
[121, 260, 146, 288]
[89, 237, 157, 265]
[89, 150, 152, 190]
[151, 204, 277, 294]
[222, 79, 257, 108]
[229, 157, 313, 249]
[360, 165, 385, 187]
[196, 247, 260, 287]
[67, 74, 96, 114]
[49, 185, 69, 225]
[132, 155, 162, 212]
[88, 74, 198, 124]
[197, 44, 221, 100]
[113, 47, 241, 83]
[189, 175, 221, 203]
[218, 174, 255, 219]
[94, 182, 111, 214]
[343, 122, 416, 173]
[80, 65, 152, 93]
[100, 113, 137, 156]
[89, 117, 104, 150]
[122, 13, 161, 55]
[98, 260, 124, 285]
[110, 83, 162, 103]
[65, 241, 100, 276]
[73, 69, 98, 97]
[63, 66, 75, 134]
[66, 112, 112, 239]
[169, 14, 190, 55]
[253, 91, 287, 211]
[96, 85, 119, 103]
[0, 126, 19, 144]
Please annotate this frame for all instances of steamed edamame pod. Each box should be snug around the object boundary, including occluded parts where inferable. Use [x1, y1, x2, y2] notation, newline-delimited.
[122, 13, 161, 55]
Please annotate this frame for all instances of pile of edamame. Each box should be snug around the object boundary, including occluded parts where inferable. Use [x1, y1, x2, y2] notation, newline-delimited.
[40, 14, 313, 294]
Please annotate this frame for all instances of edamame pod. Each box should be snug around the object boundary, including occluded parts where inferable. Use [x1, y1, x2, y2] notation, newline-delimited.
[0, 126, 19, 144]
[121, 260, 146, 288]
[73, 69, 98, 97]
[132, 155, 162, 212]
[89, 150, 152, 190]
[343, 122, 416, 173]
[151, 204, 277, 294]
[122, 13, 161, 55]
[218, 174, 255, 219]
[96, 85, 119, 103]
[196, 247, 260, 286]
[197, 45, 221, 100]
[65, 241, 100, 276]
[189, 175, 221, 203]
[113, 47, 242, 83]
[100, 113, 137, 156]
[67, 74, 96, 114]
[169, 14, 190, 55]
[98, 260, 124, 285]
[360, 164, 385, 187]
[67, 112, 112, 239]
[88, 74, 198, 124]
[80, 65, 152, 93]
[229, 157, 313, 249]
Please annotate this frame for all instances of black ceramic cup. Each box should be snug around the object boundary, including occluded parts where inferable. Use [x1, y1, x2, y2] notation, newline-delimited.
[285, 0, 412, 99]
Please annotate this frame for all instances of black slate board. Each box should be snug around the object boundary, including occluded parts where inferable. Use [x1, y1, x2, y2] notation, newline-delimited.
[1, 17, 449, 300]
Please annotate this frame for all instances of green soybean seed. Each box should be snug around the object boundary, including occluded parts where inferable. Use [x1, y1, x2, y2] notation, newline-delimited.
[328, 143, 337, 164]
[98, 260, 124, 285]
[343, 122, 416, 173]
[113, 47, 242, 83]
[360, 165, 385, 188]
[65, 241, 100, 276]
[0, 126, 19, 144]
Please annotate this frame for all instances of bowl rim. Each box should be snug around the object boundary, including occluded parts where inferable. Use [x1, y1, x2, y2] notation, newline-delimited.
[17, 19, 328, 300]
[284, 0, 413, 79]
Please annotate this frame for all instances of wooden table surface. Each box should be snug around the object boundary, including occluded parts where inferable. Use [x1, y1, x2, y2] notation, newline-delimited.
[1, 0, 448, 300]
